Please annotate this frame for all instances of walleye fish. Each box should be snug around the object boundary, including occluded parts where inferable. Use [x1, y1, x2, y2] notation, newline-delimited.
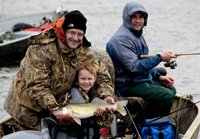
[53, 97, 128, 125]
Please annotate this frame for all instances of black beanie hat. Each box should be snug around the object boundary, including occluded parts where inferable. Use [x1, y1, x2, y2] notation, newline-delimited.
[62, 10, 87, 34]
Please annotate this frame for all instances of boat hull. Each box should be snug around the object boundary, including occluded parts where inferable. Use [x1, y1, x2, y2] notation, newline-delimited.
[0, 32, 39, 66]
[0, 11, 66, 67]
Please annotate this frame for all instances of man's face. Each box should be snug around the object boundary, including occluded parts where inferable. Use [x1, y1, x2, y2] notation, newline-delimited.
[131, 12, 145, 31]
[65, 28, 84, 49]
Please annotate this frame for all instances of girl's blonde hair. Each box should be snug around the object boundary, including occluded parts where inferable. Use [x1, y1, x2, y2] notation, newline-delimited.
[77, 61, 97, 77]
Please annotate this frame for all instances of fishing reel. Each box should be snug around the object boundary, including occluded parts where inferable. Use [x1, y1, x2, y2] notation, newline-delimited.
[164, 60, 177, 69]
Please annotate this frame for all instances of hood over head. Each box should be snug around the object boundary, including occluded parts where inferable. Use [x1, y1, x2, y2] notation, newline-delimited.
[123, 2, 148, 31]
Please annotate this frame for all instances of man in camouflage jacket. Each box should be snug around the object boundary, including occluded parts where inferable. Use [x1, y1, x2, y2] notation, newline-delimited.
[4, 10, 114, 130]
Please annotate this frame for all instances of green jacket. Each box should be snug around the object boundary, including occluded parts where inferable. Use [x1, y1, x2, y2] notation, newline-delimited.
[4, 28, 114, 130]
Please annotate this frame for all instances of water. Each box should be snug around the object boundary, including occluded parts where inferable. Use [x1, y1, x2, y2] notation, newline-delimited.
[0, 0, 200, 137]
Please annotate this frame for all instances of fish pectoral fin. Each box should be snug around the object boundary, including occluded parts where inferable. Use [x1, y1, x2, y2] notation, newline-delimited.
[74, 118, 81, 125]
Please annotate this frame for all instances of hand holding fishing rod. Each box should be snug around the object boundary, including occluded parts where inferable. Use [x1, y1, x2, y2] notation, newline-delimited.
[140, 50, 177, 61]
[140, 51, 200, 69]
[140, 51, 178, 69]
[160, 51, 177, 69]
[140, 51, 200, 59]
[160, 51, 177, 62]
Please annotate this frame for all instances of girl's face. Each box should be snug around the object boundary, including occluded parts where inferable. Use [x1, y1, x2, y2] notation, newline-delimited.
[78, 69, 96, 93]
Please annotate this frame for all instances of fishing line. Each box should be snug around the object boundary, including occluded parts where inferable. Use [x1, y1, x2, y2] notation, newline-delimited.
[113, 91, 142, 139]
[111, 94, 200, 138]
[0, 0, 5, 20]
[147, 100, 200, 124]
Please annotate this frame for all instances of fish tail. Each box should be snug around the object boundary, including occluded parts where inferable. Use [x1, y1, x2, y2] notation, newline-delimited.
[115, 100, 128, 116]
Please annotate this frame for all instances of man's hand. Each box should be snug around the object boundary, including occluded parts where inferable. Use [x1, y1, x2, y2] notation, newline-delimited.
[52, 107, 75, 123]
[94, 97, 116, 116]
[104, 96, 114, 104]
[161, 51, 177, 62]
[159, 75, 175, 87]
[94, 107, 116, 116]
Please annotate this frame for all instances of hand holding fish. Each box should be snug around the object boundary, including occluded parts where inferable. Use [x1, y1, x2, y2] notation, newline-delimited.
[104, 96, 115, 104]
[103, 96, 116, 112]
[52, 107, 75, 123]
[94, 97, 116, 116]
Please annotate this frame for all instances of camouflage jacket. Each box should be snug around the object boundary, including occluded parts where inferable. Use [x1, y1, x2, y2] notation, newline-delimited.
[4, 28, 114, 130]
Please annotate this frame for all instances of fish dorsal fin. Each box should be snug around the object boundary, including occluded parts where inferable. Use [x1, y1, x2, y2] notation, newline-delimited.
[91, 97, 107, 104]
[74, 117, 81, 125]
[69, 98, 86, 104]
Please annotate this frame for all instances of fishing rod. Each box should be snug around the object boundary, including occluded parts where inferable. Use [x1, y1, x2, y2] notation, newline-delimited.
[140, 53, 200, 69]
[0, 0, 5, 21]
[110, 92, 142, 139]
[139, 53, 200, 59]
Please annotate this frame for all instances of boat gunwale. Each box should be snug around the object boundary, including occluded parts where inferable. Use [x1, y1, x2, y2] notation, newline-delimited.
[182, 102, 200, 139]
[0, 31, 40, 47]
[0, 116, 12, 125]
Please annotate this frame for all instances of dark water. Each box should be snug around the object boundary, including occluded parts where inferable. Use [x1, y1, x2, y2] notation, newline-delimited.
[1, 1, 200, 136]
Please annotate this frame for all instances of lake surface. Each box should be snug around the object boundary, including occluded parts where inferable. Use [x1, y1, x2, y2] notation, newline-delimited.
[0, 0, 200, 136]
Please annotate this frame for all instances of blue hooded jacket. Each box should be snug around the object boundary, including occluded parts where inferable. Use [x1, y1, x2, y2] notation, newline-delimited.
[106, 2, 162, 93]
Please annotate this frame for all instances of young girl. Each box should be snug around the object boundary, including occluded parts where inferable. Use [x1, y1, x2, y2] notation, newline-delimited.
[54, 61, 115, 139]
[72, 61, 114, 104]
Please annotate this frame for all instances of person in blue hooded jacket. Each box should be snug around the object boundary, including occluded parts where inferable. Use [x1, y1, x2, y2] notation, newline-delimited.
[106, 2, 177, 124]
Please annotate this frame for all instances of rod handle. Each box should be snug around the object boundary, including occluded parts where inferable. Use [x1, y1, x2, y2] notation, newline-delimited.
[140, 54, 156, 58]
[173, 53, 181, 56]
[140, 53, 181, 58]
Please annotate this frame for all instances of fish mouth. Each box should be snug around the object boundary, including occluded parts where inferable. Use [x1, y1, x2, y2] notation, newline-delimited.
[52, 110, 61, 115]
